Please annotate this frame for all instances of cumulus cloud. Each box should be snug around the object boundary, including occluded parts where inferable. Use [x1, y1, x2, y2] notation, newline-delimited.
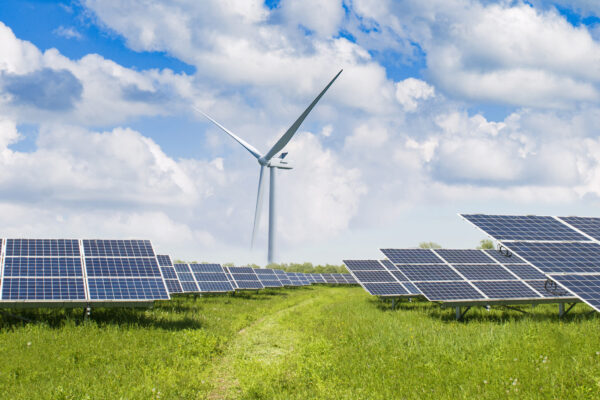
[395, 78, 435, 112]
[53, 26, 83, 40]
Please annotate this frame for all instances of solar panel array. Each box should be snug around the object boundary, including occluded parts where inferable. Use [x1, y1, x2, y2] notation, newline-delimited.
[225, 267, 264, 290]
[461, 214, 600, 311]
[382, 248, 574, 303]
[254, 268, 283, 288]
[0, 238, 170, 303]
[189, 263, 234, 293]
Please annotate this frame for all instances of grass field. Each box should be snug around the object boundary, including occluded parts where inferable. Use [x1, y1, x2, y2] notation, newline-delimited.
[0, 286, 599, 399]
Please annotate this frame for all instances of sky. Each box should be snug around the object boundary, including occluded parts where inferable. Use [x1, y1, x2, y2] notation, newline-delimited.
[0, 0, 600, 265]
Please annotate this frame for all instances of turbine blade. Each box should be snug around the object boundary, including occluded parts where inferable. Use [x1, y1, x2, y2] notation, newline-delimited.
[251, 165, 266, 248]
[263, 69, 342, 161]
[193, 106, 262, 159]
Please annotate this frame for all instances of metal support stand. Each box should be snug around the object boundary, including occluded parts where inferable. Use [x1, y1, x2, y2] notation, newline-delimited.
[455, 306, 471, 321]
[392, 298, 397, 310]
[83, 306, 91, 321]
[500, 305, 528, 314]
[559, 303, 576, 318]
[0, 310, 32, 322]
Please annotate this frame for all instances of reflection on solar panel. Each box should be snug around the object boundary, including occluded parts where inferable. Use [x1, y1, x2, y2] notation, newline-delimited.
[547, 275, 600, 311]
[380, 249, 441, 264]
[461, 214, 587, 241]
[226, 267, 264, 290]
[156, 255, 182, 294]
[344, 260, 408, 296]
[174, 264, 199, 293]
[255, 268, 283, 288]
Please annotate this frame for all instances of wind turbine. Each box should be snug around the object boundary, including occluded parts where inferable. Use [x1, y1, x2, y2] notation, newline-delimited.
[195, 69, 342, 264]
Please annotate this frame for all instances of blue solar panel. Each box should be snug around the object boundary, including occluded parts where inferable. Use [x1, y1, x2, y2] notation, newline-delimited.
[231, 273, 260, 281]
[503, 264, 547, 280]
[156, 255, 172, 267]
[352, 270, 396, 283]
[547, 274, 600, 311]
[363, 283, 408, 296]
[343, 260, 386, 271]
[435, 249, 495, 264]
[83, 239, 155, 257]
[402, 281, 421, 295]
[505, 242, 600, 274]
[453, 265, 516, 281]
[227, 267, 264, 289]
[160, 266, 178, 280]
[196, 281, 234, 292]
[472, 281, 540, 299]
[235, 281, 264, 289]
[164, 279, 183, 294]
[559, 217, 600, 241]
[260, 280, 283, 287]
[174, 264, 190, 273]
[4, 257, 83, 277]
[85, 258, 161, 277]
[389, 270, 409, 282]
[461, 214, 586, 241]
[380, 249, 441, 264]
[189, 263, 223, 273]
[232, 267, 254, 273]
[414, 281, 485, 301]
[2, 278, 86, 300]
[5, 239, 80, 257]
[396, 265, 462, 281]
[177, 272, 194, 282]
[180, 281, 199, 292]
[194, 272, 229, 282]
[484, 249, 526, 264]
[322, 274, 337, 284]
[524, 280, 572, 298]
[87, 278, 169, 300]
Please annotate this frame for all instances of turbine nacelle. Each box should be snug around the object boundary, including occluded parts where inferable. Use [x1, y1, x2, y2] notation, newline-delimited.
[266, 157, 293, 170]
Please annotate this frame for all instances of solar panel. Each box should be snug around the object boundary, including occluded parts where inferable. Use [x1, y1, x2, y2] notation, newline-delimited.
[82, 239, 168, 301]
[435, 249, 495, 264]
[453, 265, 517, 281]
[503, 264, 547, 280]
[254, 268, 283, 288]
[461, 214, 587, 241]
[484, 249, 526, 264]
[559, 217, 600, 241]
[226, 267, 264, 290]
[396, 264, 462, 281]
[343, 260, 409, 296]
[156, 255, 183, 294]
[546, 274, 600, 311]
[472, 281, 540, 300]
[524, 280, 571, 298]
[321, 274, 336, 284]
[174, 264, 199, 293]
[503, 242, 600, 274]
[187, 264, 234, 293]
[312, 274, 326, 284]
[273, 269, 292, 286]
[1, 239, 87, 301]
[380, 249, 441, 264]
[414, 281, 485, 301]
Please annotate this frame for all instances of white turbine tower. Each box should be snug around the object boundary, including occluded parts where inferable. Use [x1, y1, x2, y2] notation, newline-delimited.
[195, 69, 342, 264]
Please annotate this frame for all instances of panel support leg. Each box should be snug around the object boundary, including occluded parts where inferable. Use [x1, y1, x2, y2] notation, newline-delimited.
[559, 303, 565, 317]
[83, 305, 91, 321]
[455, 306, 471, 321]
[392, 298, 397, 310]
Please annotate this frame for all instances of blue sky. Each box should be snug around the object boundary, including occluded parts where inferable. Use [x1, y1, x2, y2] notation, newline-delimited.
[0, 0, 599, 264]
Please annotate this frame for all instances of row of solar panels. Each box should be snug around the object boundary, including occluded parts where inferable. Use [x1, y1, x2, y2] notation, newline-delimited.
[344, 248, 577, 306]
[159, 255, 356, 295]
[0, 239, 356, 304]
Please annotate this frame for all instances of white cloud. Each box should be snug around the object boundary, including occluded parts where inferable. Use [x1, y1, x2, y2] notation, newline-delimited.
[280, 0, 345, 37]
[395, 78, 435, 112]
[53, 26, 83, 40]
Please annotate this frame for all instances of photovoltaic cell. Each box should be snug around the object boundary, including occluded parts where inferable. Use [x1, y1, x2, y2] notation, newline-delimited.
[160, 267, 178, 280]
[547, 274, 600, 311]
[504, 242, 600, 274]
[189, 264, 223, 273]
[83, 239, 155, 257]
[363, 283, 407, 296]
[524, 280, 571, 298]
[322, 274, 336, 284]
[4, 258, 83, 277]
[164, 279, 183, 294]
[196, 282, 234, 292]
[435, 249, 495, 264]
[5, 239, 80, 257]
[472, 281, 540, 299]
[85, 258, 162, 277]
[343, 260, 386, 271]
[87, 278, 168, 300]
[461, 214, 587, 241]
[380, 249, 440, 264]
[227, 267, 264, 290]
[156, 255, 172, 267]
[174, 264, 199, 292]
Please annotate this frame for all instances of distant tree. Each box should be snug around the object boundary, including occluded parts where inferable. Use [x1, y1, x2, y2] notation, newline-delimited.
[419, 241, 442, 249]
[476, 239, 494, 250]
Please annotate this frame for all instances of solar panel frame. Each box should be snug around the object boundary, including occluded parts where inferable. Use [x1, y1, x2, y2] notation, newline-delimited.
[173, 263, 199, 293]
[226, 267, 264, 290]
[546, 274, 600, 311]
[344, 259, 411, 297]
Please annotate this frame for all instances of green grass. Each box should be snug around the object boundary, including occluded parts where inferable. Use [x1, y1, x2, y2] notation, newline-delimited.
[0, 287, 599, 399]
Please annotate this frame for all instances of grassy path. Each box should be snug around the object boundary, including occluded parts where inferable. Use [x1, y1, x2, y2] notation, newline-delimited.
[0, 286, 599, 399]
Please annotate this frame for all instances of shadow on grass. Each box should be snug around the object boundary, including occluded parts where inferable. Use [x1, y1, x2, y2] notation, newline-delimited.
[0, 306, 204, 331]
[367, 297, 598, 324]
